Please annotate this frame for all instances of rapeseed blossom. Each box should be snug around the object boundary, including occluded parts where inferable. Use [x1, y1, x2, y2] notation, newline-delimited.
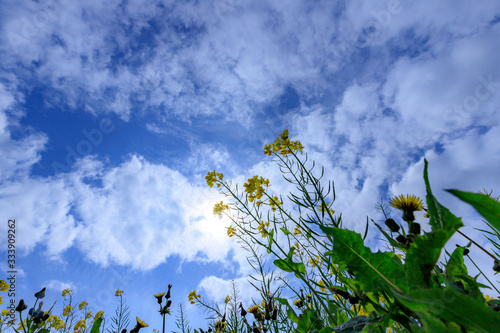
[243, 175, 270, 202]
[206, 170, 224, 188]
[263, 129, 304, 156]
[213, 201, 229, 215]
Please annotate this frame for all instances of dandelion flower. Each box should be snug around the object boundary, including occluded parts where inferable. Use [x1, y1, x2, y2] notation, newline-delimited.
[247, 305, 259, 314]
[154, 292, 165, 305]
[135, 317, 148, 328]
[389, 194, 423, 222]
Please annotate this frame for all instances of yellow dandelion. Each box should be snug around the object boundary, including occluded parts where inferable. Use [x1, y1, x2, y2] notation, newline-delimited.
[247, 305, 259, 314]
[389, 194, 424, 222]
[135, 317, 148, 328]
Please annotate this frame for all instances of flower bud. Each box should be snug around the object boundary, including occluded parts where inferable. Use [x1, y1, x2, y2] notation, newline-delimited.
[409, 222, 421, 235]
[385, 219, 400, 233]
[396, 235, 408, 245]
[34, 287, 46, 299]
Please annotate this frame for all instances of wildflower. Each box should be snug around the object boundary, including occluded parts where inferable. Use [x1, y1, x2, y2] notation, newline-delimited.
[318, 203, 335, 215]
[1, 309, 9, 316]
[0, 280, 8, 292]
[62, 305, 73, 317]
[293, 225, 301, 236]
[85, 311, 92, 319]
[263, 129, 304, 156]
[188, 290, 200, 304]
[389, 194, 424, 222]
[247, 305, 259, 314]
[351, 304, 369, 316]
[213, 201, 229, 215]
[293, 299, 303, 308]
[214, 320, 227, 332]
[62, 289, 72, 297]
[269, 196, 282, 212]
[94, 311, 104, 320]
[224, 295, 230, 304]
[34, 287, 46, 299]
[257, 221, 270, 238]
[154, 292, 165, 305]
[243, 175, 270, 202]
[78, 301, 88, 311]
[74, 319, 86, 331]
[318, 280, 326, 292]
[485, 295, 496, 302]
[227, 225, 236, 237]
[206, 170, 224, 188]
[135, 317, 148, 328]
[115, 289, 124, 297]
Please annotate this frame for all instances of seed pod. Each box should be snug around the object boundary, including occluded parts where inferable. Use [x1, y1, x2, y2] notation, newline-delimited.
[409, 222, 421, 235]
[385, 219, 400, 232]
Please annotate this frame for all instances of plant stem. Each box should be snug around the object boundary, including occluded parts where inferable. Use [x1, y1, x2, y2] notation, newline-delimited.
[457, 230, 500, 262]
[466, 254, 500, 295]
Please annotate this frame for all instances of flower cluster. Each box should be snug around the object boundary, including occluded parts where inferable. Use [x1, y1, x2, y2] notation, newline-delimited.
[227, 225, 236, 237]
[257, 221, 270, 238]
[263, 129, 304, 156]
[243, 175, 270, 202]
[188, 290, 200, 304]
[213, 201, 229, 215]
[318, 203, 335, 215]
[269, 196, 282, 212]
[206, 170, 224, 188]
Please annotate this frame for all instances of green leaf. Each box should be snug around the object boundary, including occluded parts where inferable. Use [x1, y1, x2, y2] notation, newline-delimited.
[280, 227, 291, 235]
[445, 247, 468, 281]
[287, 307, 299, 324]
[273, 247, 306, 277]
[447, 189, 500, 233]
[321, 226, 408, 294]
[394, 287, 500, 332]
[405, 160, 463, 289]
[333, 316, 382, 333]
[90, 317, 103, 333]
[267, 229, 274, 254]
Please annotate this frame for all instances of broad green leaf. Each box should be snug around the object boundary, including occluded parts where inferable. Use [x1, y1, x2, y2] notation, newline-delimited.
[90, 317, 103, 333]
[321, 226, 408, 294]
[395, 287, 500, 332]
[267, 229, 274, 254]
[447, 189, 500, 233]
[287, 307, 299, 324]
[445, 247, 468, 281]
[405, 160, 463, 289]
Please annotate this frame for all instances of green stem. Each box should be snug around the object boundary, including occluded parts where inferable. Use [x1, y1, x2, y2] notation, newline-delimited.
[457, 230, 500, 262]
[466, 254, 500, 295]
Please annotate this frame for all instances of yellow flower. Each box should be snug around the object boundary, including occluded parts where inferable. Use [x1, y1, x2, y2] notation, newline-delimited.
[485, 295, 496, 302]
[257, 221, 270, 238]
[389, 194, 424, 222]
[293, 225, 301, 236]
[1, 309, 9, 316]
[224, 295, 230, 304]
[78, 301, 88, 311]
[0, 280, 8, 292]
[85, 311, 92, 319]
[243, 175, 270, 202]
[263, 129, 304, 156]
[188, 290, 200, 304]
[213, 201, 229, 215]
[115, 289, 124, 297]
[318, 280, 326, 292]
[269, 196, 282, 212]
[227, 225, 236, 237]
[62, 288, 72, 297]
[247, 305, 259, 314]
[214, 320, 227, 332]
[154, 292, 165, 304]
[74, 319, 86, 331]
[0, 296, 3, 305]
[94, 311, 104, 320]
[135, 317, 149, 328]
[351, 304, 369, 316]
[206, 170, 224, 188]
[318, 203, 335, 215]
[62, 305, 73, 317]
[293, 299, 303, 308]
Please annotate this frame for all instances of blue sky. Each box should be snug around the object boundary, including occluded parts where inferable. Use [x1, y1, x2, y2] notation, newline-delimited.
[1, 0, 500, 331]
